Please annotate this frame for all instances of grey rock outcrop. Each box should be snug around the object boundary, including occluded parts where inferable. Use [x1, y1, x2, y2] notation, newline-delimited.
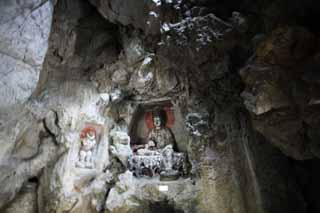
[0, 0, 53, 124]
[3, 182, 38, 213]
[106, 171, 199, 213]
[240, 26, 320, 160]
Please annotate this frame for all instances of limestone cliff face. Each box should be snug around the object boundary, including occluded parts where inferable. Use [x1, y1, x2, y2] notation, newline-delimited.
[0, 0, 53, 125]
[1, 0, 320, 213]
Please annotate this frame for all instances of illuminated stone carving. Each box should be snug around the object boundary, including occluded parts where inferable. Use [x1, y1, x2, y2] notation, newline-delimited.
[129, 109, 187, 180]
[76, 127, 97, 168]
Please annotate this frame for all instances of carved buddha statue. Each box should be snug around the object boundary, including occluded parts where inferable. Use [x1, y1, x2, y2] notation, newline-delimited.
[147, 110, 175, 150]
[129, 109, 186, 180]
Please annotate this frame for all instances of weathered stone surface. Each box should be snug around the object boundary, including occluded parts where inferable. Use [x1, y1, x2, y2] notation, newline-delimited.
[128, 55, 156, 95]
[162, 13, 237, 51]
[11, 122, 43, 160]
[0, 136, 64, 209]
[256, 26, 317, 67]
[122, 35, 146, 65]
[3, 182, 38, 213]
[240, 26, 320, 160]
[89, 0, 180, 35]
[36, 0, 119, 91]
[106, 171, 199, 213]
[240, 63, 292, 115]
[89, 0, 147, 30]
[252, 109, 313, 160]
[0, 0, 53, 124]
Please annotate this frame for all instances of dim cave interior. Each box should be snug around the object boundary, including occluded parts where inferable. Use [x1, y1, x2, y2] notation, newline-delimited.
[1, 0, 320, 212]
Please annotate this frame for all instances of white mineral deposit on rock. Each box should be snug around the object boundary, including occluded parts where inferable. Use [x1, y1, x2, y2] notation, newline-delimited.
[152, 0, 162, 6]
[149, 11, 159, 18]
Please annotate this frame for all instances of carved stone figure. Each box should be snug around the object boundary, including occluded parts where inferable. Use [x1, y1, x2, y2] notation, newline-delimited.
[147, 110, 175, 149]
[161, 145, 174, 172]
[110, 130, 133, 167]
[128, 109, 187, 180]
[76, 127, 97, 168]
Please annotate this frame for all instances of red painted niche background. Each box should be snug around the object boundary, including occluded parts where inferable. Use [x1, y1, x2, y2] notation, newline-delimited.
[144, 106, 175, 129]
[79, 123, 103, 141]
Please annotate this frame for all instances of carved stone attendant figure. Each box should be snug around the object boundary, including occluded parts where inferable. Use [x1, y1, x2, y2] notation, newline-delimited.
[76, 127, 97, 168]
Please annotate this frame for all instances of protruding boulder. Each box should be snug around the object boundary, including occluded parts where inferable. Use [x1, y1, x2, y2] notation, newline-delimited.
[240, 63, 292, 115]
[256, 26, 317, 67]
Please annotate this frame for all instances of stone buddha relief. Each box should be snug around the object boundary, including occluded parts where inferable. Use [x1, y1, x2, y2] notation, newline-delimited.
[128, 108, 187, 180]
[76, 125, 102, 169]
[147, 110, 175, 150]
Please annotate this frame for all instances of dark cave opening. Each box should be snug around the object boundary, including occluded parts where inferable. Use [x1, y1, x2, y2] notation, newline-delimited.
[149, 201, 184, 213]
[27, 177, 39, 184]
[291, 158, 320, 213]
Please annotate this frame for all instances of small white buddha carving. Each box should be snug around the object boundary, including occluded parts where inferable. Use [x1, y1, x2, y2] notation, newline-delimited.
[77, 128, 97, 168]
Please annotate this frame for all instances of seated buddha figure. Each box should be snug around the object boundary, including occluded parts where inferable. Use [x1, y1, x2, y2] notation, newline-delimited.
[130, 109, 185, 180]
[147, 110, 175, 150]
[147, 110, 180, 179]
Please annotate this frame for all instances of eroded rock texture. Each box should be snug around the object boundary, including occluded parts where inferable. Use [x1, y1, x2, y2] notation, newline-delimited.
[241, 26, 320, 160]
[1, 0, 320, 213]
[0, 0, 53, 124]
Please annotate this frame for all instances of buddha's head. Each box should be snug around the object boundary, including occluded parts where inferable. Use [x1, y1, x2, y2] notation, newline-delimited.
[86, 130, 96, 140]
[80, 127, 96, 142]
[152, 109, 166, 129]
